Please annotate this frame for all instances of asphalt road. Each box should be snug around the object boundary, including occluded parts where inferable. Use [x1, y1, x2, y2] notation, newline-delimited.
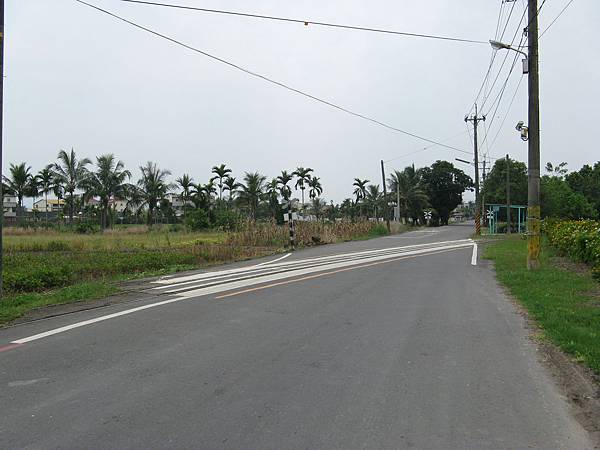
[0, 224, 593, 449]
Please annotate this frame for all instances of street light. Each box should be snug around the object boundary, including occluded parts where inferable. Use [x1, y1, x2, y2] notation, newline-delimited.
[489, 40, 528, 74]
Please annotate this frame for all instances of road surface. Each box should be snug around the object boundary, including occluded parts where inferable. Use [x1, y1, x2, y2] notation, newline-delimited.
[0, 224, 592, 449]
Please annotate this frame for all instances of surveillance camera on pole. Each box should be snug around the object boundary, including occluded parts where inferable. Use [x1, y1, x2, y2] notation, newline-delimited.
[515, 121, 529, 141]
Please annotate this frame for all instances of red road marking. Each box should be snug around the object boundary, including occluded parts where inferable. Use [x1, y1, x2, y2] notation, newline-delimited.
[0, 343, 23, 353]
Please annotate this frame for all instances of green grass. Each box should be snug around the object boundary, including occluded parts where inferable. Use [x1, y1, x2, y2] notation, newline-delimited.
[484, 237, 600, 373]
[0, 281, 119, 324]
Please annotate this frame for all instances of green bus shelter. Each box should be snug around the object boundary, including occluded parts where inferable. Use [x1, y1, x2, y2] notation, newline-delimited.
[485, 204, 527, 234]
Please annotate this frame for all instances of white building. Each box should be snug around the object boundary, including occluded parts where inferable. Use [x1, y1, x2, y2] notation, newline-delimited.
[33, 198, 65, 213]
[3, 194, 18, 218]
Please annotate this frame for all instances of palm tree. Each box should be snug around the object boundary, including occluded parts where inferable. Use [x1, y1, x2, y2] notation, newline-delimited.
[352, 178, 369, 217]
[176, 174, 194, 217]
[365, 184, 382, 218]
[276, 170, 294, 205]
[308, 176, 323, 200]
[133, 161, 173, 226]
[387, 165, 428, 224]
[310, 197, 326, 221]
[211, 164, 232, 201]
[87, 154, 132, 229]
[265, 178, 280, 220]
[240, 172, 266, 220]
[36, 167, 55, 225]
[51, 149, 92, 222]
[293, 167, 313, 213]
[3, 163, 33, 214]
[223, 176, 241, 204]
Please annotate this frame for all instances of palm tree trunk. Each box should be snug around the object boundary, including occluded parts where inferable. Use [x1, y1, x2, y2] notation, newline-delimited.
[45, 192, 49, 227]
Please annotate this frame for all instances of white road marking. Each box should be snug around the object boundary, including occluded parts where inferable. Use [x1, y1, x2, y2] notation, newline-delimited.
[254, 253, 292, 267]
[471, 242, 478, 266]
[11, 241, 473, 345]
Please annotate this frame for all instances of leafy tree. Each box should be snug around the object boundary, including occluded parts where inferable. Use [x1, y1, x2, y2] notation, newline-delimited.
[87, 154, 131, 229]
[387, 165, 429, 224]
[340, 198, 356, 219]
[3, 163, 33, 213]
[481, 158, 528, 207]
[310, 198, 327, 221]
[566, 162, 600, 216]
[51, 149, 92, 222]
[541, 176, 596, 219]
[132, 161, 173, 226]
[175, 174, 194, 218]
[352, 178, 369, 216]
[420, 160, 473, 226]
[240, 172, 266, 219]
[211, 164, 232, 201]
[293, 167, 313, 212]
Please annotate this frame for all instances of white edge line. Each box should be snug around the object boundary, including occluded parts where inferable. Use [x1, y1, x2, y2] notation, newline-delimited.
[471, 242, 478, 266]
[254, 253, 292, 267]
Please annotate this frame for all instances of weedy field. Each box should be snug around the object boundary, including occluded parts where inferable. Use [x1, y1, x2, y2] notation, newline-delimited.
[1, 221, 399, 324]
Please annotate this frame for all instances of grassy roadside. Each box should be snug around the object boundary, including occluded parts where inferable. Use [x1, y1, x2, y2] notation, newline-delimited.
[484, 237, 600, 373]
[0, 222, 405, 325]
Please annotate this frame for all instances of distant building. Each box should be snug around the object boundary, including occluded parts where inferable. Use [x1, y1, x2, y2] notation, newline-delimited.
[33, 198, 65, 213]
[108, 198, 128, 213]
[165, 193, 193, 217]
[3, 194, 18, 218]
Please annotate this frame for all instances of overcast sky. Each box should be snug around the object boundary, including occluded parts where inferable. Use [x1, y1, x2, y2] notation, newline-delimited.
[5, 0, 599, 203]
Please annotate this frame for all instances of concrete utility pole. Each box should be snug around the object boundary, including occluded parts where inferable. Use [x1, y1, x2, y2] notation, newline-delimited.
[481, 157, 487, 227]
[0, 0, 4, 298]
[506, 154, 511, 234]
[527, 0, 541, 269]
[465, 104, 485, 235]
[380, 160, 391, 232]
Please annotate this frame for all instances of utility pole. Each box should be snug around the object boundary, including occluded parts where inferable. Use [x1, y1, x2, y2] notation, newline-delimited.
[506, 154, 511, 234]
[465, 104, 485, 235]
[380, 160, 390, 232]
[527, 0, 541, 269]
[0, 0, 4, 298]
[481, 157, 487, 228]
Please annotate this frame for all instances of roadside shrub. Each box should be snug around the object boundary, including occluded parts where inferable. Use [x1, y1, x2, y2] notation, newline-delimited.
[544, 220, 600, 271]
[213, 209, 241, 231]
[75, 222, 99, 234]
[368, 223, 390, 238]
[184, 209, 211, 231]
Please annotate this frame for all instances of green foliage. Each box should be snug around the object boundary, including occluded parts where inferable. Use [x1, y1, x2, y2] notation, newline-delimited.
[184, 208, 211, 231]
[544, 220, 600, 267]
[213, 209, 241, 231]
[368, 223, 389, 237]
[541, 176, 597, 220]
[566, 162, 600, 217]
[420, 160, 473, 226]
[75, 221, 100, 234]
[482, 158, 528, 206]
[484, 238, 600, 373]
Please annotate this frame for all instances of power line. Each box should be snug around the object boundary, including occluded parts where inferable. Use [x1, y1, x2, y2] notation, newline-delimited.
[540, 0, 575, 38]
[74, 0, 472, 154]
[384, 130, 471, 164]
[118, 0, 488, 45]
[488, 74, 525, 151]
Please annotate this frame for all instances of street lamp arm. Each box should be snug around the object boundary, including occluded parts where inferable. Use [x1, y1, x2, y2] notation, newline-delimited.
[489, 39, 527, 58]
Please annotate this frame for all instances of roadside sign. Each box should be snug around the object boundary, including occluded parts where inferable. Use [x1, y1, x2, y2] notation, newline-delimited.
[424, 210, 432, 220]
